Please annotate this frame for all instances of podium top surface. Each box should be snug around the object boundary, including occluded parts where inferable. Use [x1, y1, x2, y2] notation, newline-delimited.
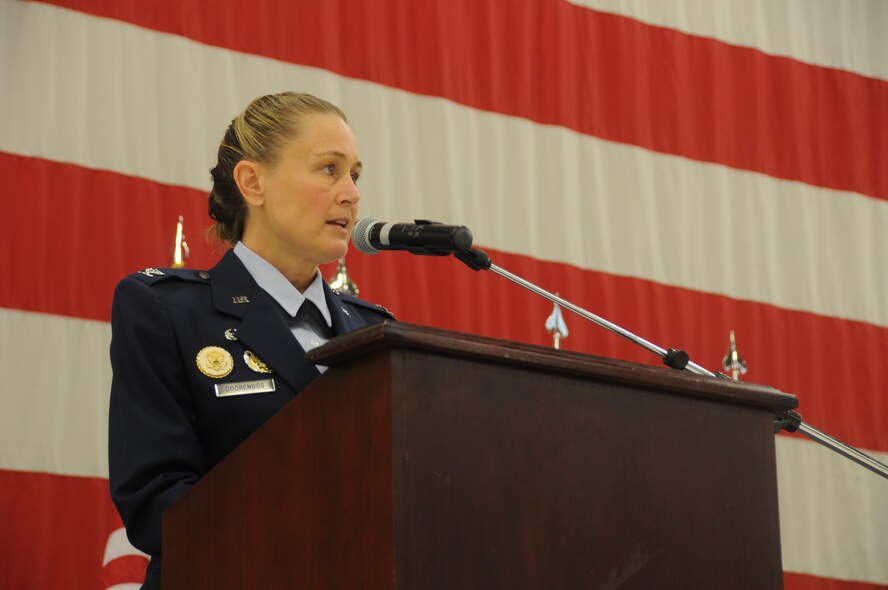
[307, 321, 797, 413]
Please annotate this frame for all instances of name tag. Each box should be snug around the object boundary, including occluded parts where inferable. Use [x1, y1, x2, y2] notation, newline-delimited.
[215, 378, 276, 397]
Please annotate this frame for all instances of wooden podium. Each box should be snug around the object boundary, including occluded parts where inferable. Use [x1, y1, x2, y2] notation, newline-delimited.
[163, 321, 796, 589]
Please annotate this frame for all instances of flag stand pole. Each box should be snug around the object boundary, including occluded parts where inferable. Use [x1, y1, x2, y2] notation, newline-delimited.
[454, 247, 888, 481]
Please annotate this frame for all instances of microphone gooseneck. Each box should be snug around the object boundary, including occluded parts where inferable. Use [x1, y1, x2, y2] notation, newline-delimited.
[452, 240, 888, 481]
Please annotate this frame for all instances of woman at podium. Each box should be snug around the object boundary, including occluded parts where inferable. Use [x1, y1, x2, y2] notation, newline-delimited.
[108, 92, 392, 590]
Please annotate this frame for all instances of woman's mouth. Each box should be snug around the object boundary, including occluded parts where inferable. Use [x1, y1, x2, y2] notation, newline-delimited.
[327, 218, 350, 230]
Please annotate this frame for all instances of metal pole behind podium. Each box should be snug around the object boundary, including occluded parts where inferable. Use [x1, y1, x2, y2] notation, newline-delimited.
[454, 247, 888, 481]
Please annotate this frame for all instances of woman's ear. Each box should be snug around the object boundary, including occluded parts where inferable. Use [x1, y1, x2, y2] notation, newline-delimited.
[233, 160, 264, 206]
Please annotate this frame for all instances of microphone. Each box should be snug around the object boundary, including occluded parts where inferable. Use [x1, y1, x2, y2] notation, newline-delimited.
[352, 218, 473, 256]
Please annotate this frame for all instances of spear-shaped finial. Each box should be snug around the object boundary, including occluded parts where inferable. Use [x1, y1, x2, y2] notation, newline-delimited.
[328, 257, 360, 295]
[545, 300, 569, 350]
[171, 215, 189, 268]
[721, 330, 748, 380]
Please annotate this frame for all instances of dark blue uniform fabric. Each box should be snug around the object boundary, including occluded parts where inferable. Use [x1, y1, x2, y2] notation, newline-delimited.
[108, 250, 392, 589]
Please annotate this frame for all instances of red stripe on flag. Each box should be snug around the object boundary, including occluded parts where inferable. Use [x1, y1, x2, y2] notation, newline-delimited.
[0, 469, 132, 589]
[33, 0, 888, 200]
[785, 572, 888, 590]
[1, 152, 221, 322]
[3, 152, 886, 453]
[103, 555, 150, 588]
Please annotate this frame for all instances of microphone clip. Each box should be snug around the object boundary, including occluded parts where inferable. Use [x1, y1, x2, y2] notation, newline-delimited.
[454, 247, 492, 271]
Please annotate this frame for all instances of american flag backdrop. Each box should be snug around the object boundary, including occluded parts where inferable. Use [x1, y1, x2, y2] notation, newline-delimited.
[1, 0, 886, 588]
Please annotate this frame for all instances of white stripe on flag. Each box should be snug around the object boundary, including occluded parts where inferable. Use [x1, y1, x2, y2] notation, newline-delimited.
[568, 0, 888, 80]
[0, 308, 111, 478]
[776, 435, 888, 584]
[103, 527, 148, 566]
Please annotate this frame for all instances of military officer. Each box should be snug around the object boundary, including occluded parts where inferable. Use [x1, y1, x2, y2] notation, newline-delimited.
[108, 92, 391, 590]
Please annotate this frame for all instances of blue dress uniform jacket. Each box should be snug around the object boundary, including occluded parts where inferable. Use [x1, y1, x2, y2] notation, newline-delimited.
[108, 250, 392, 589]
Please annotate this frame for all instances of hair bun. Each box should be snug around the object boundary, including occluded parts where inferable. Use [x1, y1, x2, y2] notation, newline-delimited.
[207, 192, 230, 224]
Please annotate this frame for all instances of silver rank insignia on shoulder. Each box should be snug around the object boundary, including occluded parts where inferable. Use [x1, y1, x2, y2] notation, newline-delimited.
[196, 346, 234, 379]
[243, 350, 273, 374]
[139, 268, 165, 277]
[232, 296, 250, 304]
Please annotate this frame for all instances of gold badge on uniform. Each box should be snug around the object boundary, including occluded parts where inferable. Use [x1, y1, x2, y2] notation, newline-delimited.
[243, 350, 273, 374]
[196, 346, 234, 378]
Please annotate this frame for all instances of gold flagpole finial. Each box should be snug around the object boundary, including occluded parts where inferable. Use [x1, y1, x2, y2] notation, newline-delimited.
[721, 330, 748, 380]
[328, 257, 359, 295]
[171, 215, 190, 268]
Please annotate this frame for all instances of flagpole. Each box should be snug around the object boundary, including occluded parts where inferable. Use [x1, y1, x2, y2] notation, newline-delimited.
[454, 247, 888, 480]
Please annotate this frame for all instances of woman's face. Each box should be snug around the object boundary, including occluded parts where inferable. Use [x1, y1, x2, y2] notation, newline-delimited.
[247, 113, 362, 272]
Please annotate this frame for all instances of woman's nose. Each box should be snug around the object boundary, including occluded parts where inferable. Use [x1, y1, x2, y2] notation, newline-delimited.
[338, 177, 361, 204]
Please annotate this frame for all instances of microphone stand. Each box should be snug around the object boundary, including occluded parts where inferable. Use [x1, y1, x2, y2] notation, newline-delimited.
[454, 247, 888, 480]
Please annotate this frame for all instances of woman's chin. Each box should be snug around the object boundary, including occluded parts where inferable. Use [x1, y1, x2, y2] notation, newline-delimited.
[319, 242, 350, 265]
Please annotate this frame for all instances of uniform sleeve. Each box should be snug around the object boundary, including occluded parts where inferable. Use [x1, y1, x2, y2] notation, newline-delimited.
[108, 276, 207, 557]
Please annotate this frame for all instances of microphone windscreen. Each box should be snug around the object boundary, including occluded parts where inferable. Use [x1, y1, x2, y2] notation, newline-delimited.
[352, 217, 379, 255]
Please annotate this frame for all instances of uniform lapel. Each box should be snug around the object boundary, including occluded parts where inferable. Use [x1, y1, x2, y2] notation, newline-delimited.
[210, 250, 320, 394]
[209, 250, 260, 319]
[324, 282, 365, 336]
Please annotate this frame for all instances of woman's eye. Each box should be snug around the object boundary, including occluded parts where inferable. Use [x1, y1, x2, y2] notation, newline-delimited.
[323, 163, 336, 176]
[351, 172, 361, 184]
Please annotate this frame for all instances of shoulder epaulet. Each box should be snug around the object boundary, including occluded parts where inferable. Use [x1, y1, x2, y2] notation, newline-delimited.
[129, 267, 212, 286]
[333, 290, 395, 319]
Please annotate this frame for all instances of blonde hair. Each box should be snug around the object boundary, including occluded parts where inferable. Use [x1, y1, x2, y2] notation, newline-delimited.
[208, 92, 348, 244]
